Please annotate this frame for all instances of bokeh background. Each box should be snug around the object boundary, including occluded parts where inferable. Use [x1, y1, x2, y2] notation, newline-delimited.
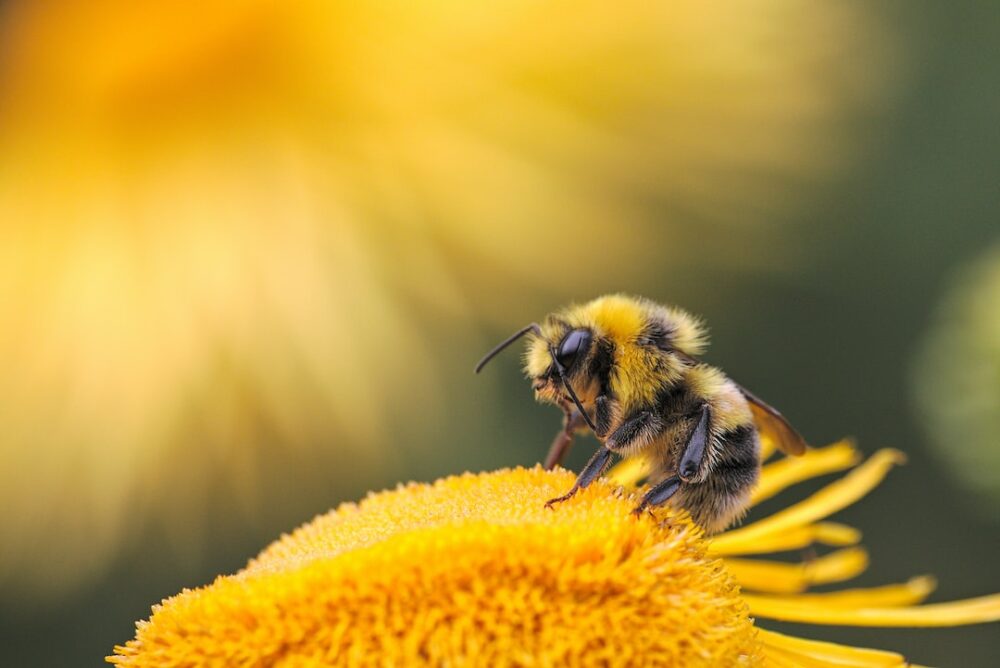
[1, 1, 998, 665]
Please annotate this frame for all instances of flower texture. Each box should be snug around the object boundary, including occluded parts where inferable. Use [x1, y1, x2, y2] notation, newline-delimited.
[110, 441, 1000, 667]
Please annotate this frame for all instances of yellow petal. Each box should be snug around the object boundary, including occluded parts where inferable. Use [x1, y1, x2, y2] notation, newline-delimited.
[725, 547, 868, 594]
[761, 649, 807, 668]
[760, 576, 937, 609]
[606, 452, 652, 488]
[709, 521, 860, 557]
[759, 434, 778, 462]
[758, 628, 907, 667]
[752, 439, 861, 507]
[746, 592, 1000, 626]
[712, 449, 905, 555]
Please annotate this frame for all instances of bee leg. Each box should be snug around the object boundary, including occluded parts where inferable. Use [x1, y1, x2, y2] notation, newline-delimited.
[604, 410, 660, 451]
[544, 408, 589, 470]
[633, 407, 710, 515]
[544, 446, 613, 509]
[594, 395, 614, 438]
[543, 429, 573, 471]
[633, 476, 682, 515]
[678, 405, 711, 482]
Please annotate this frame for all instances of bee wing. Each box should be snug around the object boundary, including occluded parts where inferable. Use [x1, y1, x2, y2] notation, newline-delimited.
[736, 385, 807, 456]
[673, 350, 806, 456]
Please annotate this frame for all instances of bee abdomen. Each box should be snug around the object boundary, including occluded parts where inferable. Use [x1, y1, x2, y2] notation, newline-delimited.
[711, 424, 760, 492]
[675, 424, 760, 533]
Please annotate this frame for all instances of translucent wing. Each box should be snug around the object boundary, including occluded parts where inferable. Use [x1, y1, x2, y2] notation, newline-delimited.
[672, 350, 807, 457]
[737, 385, 807, 456]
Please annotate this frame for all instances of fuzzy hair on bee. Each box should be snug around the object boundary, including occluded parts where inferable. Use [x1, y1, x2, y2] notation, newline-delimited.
[475, 294, 806, 533]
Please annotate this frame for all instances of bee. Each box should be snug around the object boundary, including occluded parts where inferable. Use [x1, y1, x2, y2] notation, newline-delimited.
[475, 294, 806, 533]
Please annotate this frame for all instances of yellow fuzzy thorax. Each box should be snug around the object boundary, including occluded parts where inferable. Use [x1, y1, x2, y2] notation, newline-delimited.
[525, 295, 707, 411]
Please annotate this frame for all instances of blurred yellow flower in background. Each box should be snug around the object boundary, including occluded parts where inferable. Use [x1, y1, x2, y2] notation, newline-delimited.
[914, 242, 1000, 517]
[110, 452, 1000, 667]
[0, 0, 896, 599]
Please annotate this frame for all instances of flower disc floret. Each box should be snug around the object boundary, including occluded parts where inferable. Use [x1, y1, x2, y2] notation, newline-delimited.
[110, 467, 758, 667]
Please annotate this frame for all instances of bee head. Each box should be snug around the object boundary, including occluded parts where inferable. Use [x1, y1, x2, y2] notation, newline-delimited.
[551, 328, 592, 376]
[529, 325, 597, 402]
[474, 295, 706, 427]
[475, 321, 599, 430]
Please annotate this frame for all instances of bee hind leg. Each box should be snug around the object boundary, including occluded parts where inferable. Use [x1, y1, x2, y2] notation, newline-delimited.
[633, 476, 681, 516]
[544, 446, 613, 509]
[633, 405, 710, 516]
[678, 405, 711, 482]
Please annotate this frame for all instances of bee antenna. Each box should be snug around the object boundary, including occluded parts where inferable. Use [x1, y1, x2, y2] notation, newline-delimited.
[551, 351, 598, 432]
[474, 323, 543, 373]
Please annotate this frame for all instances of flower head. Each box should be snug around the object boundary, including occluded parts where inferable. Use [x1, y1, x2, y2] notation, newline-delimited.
[111, 468, 758, 666]
[110, 442, 1000, 666]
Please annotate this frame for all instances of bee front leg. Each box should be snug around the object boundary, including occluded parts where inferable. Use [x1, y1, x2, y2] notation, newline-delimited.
[543, 407, 590, 470]
[593, 394, 617, 439]
[544, 446, 613, 509]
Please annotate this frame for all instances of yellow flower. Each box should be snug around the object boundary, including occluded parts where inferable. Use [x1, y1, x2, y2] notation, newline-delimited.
[110, 443, 1000, 667]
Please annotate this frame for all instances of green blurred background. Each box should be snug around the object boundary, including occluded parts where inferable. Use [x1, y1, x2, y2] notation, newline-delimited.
[0, 1, 998, 665]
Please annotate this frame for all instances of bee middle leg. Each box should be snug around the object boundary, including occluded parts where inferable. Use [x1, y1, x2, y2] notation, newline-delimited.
[544, 446, 613, 508]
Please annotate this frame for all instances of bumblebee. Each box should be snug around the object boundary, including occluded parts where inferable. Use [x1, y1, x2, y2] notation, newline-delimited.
[475, 294, 806, 533]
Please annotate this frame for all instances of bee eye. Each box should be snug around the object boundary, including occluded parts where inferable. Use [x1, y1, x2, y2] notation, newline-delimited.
[555, 329, 591, 370]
